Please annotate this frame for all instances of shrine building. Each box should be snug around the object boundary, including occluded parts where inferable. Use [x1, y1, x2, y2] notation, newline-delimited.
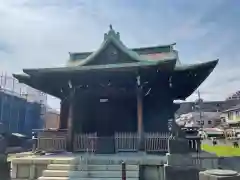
[13, 25, 218, 153]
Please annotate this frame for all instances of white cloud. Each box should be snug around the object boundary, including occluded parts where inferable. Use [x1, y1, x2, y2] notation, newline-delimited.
[0, 0, 239, 109]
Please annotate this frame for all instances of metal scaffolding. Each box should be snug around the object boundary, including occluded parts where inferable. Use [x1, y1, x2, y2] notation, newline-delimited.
[0, 72, 47, 134]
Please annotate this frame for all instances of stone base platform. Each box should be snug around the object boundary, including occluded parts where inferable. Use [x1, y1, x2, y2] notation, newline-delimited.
[11, 153, 76, 180]
[10, 152, 166, 180]
[199, 169, 240, 180]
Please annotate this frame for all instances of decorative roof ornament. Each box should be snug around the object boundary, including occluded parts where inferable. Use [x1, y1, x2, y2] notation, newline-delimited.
[104, 24, 120, 41]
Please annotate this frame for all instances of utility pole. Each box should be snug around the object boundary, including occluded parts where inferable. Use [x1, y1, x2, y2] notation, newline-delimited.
[197, 90, 203, 128]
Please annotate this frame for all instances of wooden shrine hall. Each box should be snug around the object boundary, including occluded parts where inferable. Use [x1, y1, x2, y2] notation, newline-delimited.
[13, 25, 218, 153]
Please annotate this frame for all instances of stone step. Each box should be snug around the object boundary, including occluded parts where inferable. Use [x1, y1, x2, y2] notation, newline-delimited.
[39, 177, 139, 180]
[78, 164, 139, 171]
[51, 158, 78, 165]
[48, 164, 139, 171]
[76, 155, 166, 166]
[47, 164, 77, 171]
[43, 170, 139, 178]
[81, 158, 141, 165]
[38, 177, 70, 180]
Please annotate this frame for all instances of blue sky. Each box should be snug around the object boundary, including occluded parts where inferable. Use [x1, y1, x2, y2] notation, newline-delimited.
[0, 0, 239, 110]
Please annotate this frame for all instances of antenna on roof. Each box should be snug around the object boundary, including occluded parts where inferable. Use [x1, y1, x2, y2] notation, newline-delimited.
[109, 24, 113, 30]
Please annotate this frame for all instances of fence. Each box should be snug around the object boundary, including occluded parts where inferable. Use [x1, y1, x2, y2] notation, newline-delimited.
[145, 132, 170, 152]
[74, 132, 97, 152]
[115, 132, 139, 152]
[35, 131, 203, 153]
[37, 136, 66, 152]
[36, 132, 174, 153]
[114, 132, 171, 152]
[36, 130, 67, 152]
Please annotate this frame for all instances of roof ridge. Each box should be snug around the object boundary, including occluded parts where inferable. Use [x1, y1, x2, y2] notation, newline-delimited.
[73, 32, 147, 66]
[69, 44, 176, 56]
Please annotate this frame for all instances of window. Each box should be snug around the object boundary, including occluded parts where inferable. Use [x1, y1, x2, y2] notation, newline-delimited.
[236, 111, 240, 116]
[197, 121, 204, 125]
[208, 120, 212, 125]
[221, 117, 226, 123]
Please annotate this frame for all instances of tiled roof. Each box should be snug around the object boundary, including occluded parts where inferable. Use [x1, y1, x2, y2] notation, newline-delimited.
[222, 104, 240, 112]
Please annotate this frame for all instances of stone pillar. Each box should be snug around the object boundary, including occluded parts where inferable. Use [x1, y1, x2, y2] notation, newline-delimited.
[164, 138, 200, 180]
[136, 75, 144, 150]
[164, 138, 219, 180]
[199, 169, 240, 180]
[66, 90, 75, 152]
[59, 99, 69, 129]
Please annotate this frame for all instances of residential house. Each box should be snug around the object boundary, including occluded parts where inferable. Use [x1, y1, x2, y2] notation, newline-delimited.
[176, 112, 221, 128]
[176, 99, 240, 116]
[222, 104, 240, 121]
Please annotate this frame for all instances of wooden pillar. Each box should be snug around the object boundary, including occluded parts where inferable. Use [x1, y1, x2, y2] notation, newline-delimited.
[136, 75, 144, 150]
[137, 86, 143, 136]
[59, 99, 69, 129]
[66, 90, 75, 152]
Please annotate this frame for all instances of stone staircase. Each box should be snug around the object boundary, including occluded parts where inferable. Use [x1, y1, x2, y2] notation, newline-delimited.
[38, 155, 140, 180]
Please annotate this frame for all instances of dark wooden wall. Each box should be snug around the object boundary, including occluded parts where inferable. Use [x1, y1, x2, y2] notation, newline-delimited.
[73, 95, 137, 136]
[143, 73, 175, 132]
[71, 72, 177, 135]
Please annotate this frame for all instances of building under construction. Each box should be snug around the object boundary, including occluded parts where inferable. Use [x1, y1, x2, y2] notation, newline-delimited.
[0, 73, 47, 137]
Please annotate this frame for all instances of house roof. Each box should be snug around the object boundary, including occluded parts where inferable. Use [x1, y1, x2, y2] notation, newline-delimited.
[222, 104, 240, 113]
[177, 99, 240, 115]
[203, 128, 224, 135]
[226, 119, 240, 124]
